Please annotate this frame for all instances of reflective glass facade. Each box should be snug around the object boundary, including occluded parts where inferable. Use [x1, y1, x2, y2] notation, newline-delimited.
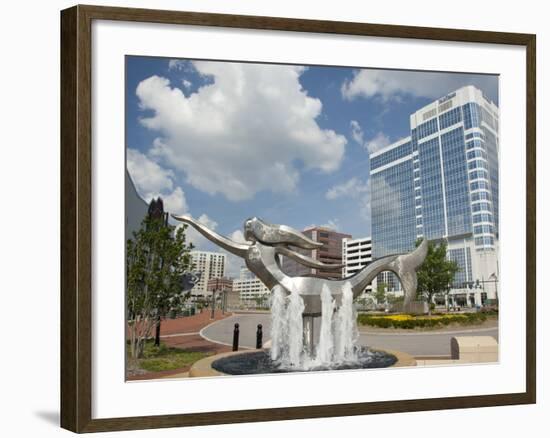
[371, 157, 416, 258]
[418, 137, 446, 239]
[370, 86, 499, 269]
[440, 127, 472, 236]
[370, 141, 412, 170]
[449, 247, 473, 287]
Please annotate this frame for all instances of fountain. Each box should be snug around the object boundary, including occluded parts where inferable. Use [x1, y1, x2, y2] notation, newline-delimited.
[174, 215, 428, 375]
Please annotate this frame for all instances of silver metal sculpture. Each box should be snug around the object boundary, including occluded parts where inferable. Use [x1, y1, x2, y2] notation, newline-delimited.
[173, 215, 428, 349]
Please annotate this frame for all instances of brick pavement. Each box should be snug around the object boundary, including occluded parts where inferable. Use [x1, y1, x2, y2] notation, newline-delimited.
[127, 309, 232, 381]
[158, 309, 229, 335]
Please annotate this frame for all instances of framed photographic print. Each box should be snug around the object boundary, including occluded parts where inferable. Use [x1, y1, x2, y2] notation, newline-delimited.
[60, 4, 536, 433]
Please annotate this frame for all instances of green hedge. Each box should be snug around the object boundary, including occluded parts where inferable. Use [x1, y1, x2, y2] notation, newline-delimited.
[357, 312, 489, 329]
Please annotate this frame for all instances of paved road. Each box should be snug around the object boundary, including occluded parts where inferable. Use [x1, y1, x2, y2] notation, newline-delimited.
[201, 313, 273, 349]
[361, 328, 498, 357]
[201, 312, 499, 356]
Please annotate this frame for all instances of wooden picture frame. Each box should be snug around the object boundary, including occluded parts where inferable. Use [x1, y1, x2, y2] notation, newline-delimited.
[60, 4, 536, 433]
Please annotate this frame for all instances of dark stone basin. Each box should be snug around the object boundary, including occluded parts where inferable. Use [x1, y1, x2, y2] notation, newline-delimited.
[211, 348, 397, 375]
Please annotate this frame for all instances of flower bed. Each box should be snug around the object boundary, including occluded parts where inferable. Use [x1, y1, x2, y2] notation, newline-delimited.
[357, 312, 494, 329]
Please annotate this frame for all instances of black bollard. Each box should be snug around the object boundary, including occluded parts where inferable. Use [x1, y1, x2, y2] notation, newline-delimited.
[232, 323, 240, 351]
[256, 324, 263, 349]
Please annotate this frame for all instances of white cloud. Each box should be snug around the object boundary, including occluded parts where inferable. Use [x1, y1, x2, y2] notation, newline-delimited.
[323, 219, 340, 231]
[225, 229, 250, 278]
[350, 120, 364, 146]
[127, 148, 188, 214]
[326, 177, 369, 200]
[168, 59, 192, 72]
[168, 59, 181, 70]
[348, 120, 391, 155]
[365, 132, 391, 154]
[326, 178, 371, 223]
[182, 79, 192, 89]
[127, 148, 248, 279]
[224, 229, 252, 278]
[136, 62, 347, 201]
[182, 214, 218, 250]
[342, 69, 494, 102]
[197, 213, 217, 229]
[161, 187, 187, 214]
[229, 229, 247, 244]
[127, 148, 174, 194]
[305, 218, 341, 231]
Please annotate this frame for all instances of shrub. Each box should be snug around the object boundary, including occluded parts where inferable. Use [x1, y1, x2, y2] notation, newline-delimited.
[357, 312, 489, 329]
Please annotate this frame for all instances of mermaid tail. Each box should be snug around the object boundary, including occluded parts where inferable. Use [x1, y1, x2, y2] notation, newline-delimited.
[347, 239, 428, 304]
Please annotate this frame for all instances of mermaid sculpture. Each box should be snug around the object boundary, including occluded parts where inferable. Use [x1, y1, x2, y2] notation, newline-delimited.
[172, 215, 428, 316]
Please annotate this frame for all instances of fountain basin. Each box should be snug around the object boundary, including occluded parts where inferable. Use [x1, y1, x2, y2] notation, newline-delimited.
[189, 348, 417, 377]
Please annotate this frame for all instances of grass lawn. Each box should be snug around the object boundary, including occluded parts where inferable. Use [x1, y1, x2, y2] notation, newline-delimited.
[127, 340, 209, 373]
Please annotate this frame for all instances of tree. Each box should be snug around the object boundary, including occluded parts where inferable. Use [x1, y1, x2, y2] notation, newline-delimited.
[386, 293, 404, 306]
[415, 239, 459, 315]
[374, 282, 387, 308]
[253, 295, 264, 309]
[356, 295, 375, 311]
[126, 212, 194, 359]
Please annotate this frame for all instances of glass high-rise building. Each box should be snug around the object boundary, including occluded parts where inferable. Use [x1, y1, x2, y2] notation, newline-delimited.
[370, 86, 499, 306]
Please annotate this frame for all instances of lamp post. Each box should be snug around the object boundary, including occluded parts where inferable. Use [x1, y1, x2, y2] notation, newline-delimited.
[210, 288, 216, 320]
[471, 275, 499, 307]
[221, 287, 227, 315]
[488, 273, 499, 302]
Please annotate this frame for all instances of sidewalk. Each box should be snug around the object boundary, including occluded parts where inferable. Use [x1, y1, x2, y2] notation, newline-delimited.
[158, 309, 229, 336]
[127, 310, 233, 381]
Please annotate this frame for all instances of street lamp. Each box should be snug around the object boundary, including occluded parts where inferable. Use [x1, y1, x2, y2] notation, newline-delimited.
[489, 273, 499, 302]
[470, 275, 499, 307]
[473, 279, 484, 307]
[210, 288, 216, 320]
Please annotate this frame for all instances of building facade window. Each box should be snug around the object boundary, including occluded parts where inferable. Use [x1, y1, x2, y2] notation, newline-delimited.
[417, 118, 439, 140]
[439, 107, 462, 130]
[370, 141, 412, 170]
[370, 86, 499, 290]
[418, 137, 446, 239]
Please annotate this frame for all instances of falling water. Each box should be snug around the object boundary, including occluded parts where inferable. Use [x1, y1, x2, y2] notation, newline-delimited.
[270, 281, 359, 370]
[286, 289, 305, 368]
[269, 286, 305, 368]
[315, 284, 335, 364]
[270, 285, 287, 361]
[333, 282, 359, 363]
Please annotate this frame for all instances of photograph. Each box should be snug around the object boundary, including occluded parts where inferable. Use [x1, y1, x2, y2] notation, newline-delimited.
[1, 0, 543, 435]
[124, 56, 500, 381]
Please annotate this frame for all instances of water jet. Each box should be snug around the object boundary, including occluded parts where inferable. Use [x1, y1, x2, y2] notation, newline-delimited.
[174, 215, 427, 374]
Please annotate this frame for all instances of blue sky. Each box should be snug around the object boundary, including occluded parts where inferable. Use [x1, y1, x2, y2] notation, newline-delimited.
[126, 56, 498, 273]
